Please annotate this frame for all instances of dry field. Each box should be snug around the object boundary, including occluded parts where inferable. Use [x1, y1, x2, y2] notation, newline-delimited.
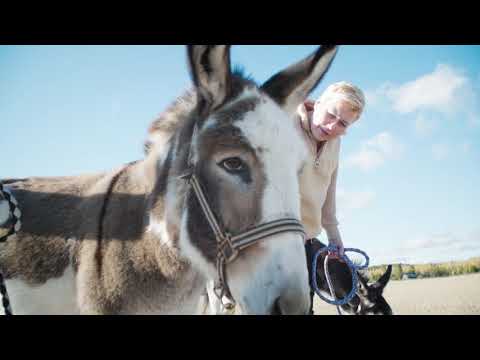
[2, 273, 478, 315]
[314, 272, 480, 315]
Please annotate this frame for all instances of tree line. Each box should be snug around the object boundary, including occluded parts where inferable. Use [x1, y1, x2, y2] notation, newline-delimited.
[367, 257, 480, 281]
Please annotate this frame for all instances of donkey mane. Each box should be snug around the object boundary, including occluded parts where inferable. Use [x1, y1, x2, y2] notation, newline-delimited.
[232, 65, 255, 83]
[144, 71, 257, 156]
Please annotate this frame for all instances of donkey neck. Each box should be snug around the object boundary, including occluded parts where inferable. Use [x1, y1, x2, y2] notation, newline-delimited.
[90, 160, 204, 314]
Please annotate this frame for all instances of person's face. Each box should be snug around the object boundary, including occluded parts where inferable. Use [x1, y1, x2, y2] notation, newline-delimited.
[310, 99, 359, 142]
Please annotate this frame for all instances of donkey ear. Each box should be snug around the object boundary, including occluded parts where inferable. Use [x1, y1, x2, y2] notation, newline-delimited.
[260, 45, 338, 114]
[187, 45, 232, 111]
[373, 265, 392, 291]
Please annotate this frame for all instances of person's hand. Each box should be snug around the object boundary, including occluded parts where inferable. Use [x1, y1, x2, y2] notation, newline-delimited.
[327, 238, 345, 261]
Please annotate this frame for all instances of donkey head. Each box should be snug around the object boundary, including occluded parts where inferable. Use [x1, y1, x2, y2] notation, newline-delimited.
[308, 241, 393, 315]
[176, 45, 338, 315]
[334, 265, 393, 315]
[352, 265, 393, 315]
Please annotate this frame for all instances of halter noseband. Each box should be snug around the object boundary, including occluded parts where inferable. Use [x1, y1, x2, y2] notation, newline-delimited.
[180, 171, 306, 310]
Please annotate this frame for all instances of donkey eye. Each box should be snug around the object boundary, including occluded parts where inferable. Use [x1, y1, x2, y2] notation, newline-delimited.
[219, 157, 245, 172]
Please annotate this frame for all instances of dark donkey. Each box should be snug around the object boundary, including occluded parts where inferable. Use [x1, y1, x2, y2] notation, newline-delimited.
[306, 239, 393, 315]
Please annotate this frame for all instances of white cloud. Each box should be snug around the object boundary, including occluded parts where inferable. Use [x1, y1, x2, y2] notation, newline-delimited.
[403, 233, 456, 250]
[369, 230, 480, 265]
[387, 64, 468, 114]
[432, 143, 450, 161]
[345, 132, 404, 171]
[364, 82, 395, 108]
[366, 64, 478, 122]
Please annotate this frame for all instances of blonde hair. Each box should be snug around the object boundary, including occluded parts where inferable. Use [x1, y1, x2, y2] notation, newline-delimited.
[316, 81, 365, 116]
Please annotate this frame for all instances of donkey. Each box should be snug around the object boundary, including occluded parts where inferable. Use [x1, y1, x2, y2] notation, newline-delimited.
[306, 240, 393, 315]
[0, 45, 338, 315]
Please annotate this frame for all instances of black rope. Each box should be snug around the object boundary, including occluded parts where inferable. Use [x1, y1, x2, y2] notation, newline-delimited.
[0, 271, 12, 315]
[0, 183, 18, 243]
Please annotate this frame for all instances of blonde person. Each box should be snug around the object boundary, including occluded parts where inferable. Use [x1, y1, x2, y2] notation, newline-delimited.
[297, 81, 365, 314]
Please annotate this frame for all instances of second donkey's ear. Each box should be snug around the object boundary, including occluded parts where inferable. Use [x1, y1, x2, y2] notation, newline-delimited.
[372, 265, 392, 292]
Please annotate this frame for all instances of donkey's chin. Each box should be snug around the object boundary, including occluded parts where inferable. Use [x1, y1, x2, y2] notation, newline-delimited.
[228, 262, 311, 315]
[256, 298, 310, 315]
[272, 294, 311, 315]
[235, 291, 311, 315]
[236, 302, 282, 315]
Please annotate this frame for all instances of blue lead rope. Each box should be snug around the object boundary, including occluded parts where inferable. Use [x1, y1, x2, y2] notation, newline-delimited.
[311, 245, 370, 306]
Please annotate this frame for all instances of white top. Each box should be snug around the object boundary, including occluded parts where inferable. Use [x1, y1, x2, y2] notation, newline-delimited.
[296, 103, 342, 245]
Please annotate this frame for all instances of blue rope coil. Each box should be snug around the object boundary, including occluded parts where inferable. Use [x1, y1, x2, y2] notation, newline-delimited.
[311, 245, 369, 306]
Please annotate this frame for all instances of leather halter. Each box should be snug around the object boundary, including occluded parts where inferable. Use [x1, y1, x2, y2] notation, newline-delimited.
[180, 118, 306, 310]
[180, 172, 306, 309]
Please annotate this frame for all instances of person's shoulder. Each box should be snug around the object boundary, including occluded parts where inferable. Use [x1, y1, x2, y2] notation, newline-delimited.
[296, 102, 308, 117]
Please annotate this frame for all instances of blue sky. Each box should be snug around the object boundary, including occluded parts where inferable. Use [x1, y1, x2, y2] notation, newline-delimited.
[1, 45, 479, 266]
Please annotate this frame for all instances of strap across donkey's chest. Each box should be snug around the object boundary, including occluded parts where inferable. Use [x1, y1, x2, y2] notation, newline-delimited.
[181, 172, 306, 309]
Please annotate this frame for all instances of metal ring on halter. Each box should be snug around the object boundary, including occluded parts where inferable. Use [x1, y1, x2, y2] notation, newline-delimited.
[213, 281, 225, 300]
[311, 245, 370, 306]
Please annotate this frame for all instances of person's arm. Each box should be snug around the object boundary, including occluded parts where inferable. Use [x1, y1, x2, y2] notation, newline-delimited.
[321, 166, 344, 254]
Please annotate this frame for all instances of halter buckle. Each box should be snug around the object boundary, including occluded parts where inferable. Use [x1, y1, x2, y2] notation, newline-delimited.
[221, 296, 236, 312]
[213, 281, 236, 313]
